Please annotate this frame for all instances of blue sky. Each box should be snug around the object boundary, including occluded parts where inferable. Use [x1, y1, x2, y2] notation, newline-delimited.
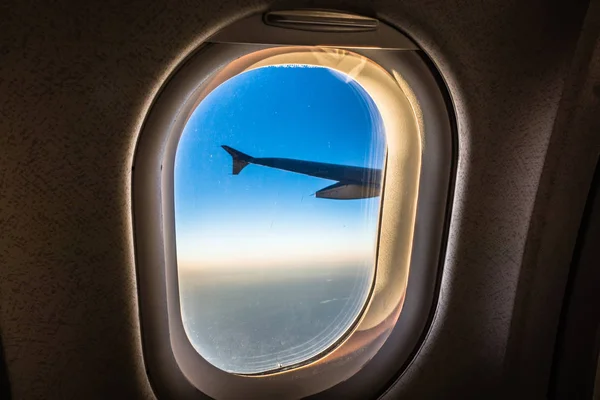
[174, 65, 386, 270]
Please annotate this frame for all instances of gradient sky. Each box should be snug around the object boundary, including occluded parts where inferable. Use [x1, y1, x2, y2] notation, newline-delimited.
[174, 65, 386, 271]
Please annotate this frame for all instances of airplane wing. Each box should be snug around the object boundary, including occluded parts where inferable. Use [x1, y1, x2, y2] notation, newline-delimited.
[221, 146, 252, 175]
[314, 181, 381, 199]
[222, 145, 382, 200]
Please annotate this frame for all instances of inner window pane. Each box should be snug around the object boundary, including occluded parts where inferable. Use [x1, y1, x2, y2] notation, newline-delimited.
[174, 64, 386, 374]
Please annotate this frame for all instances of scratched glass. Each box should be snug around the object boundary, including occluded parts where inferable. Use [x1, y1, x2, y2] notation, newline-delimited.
[174, 65, 386, 374]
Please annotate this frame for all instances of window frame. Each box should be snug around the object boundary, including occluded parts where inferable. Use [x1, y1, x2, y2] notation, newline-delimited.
[132, 11, 455, 400]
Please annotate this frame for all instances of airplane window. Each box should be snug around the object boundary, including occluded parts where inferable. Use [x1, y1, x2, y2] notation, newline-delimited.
[134, 12, 453, 398]
[174, 65, 386, 374]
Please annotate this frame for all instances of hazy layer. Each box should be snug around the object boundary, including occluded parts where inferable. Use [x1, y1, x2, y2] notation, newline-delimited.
[180, 266, 371, 373]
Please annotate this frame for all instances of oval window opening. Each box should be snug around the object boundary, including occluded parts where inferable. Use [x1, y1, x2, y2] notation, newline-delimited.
[174, 64, 387, 374]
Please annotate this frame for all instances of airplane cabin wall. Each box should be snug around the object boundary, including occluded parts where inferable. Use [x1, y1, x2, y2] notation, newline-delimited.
[0, 0, 598, 399]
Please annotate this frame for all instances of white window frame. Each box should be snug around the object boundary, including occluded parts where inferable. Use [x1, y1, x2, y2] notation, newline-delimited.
[132, 10, 455, 399]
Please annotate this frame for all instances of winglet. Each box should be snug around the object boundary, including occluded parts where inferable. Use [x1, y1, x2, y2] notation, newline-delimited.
[221, 145, 253, 175]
